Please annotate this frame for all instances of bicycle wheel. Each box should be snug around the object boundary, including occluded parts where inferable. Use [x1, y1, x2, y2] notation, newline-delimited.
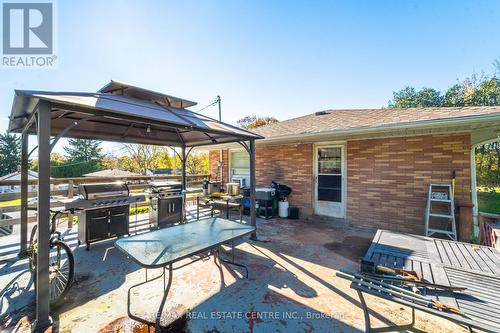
[29, 225, 38, 272]
[48, 239, 74, 305]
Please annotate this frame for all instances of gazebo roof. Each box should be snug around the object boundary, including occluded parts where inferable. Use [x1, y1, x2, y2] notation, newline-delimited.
[98, 80, 198, 109]
[8, 88, 262, 147]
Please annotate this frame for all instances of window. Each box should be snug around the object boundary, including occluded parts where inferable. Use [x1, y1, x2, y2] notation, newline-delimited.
[229, 150, 250, 186]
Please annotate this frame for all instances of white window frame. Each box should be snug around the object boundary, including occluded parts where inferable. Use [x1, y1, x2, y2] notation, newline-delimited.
[228, 148, 250, 186]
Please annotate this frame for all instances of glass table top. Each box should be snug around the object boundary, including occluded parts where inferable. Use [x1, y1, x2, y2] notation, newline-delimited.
[115, 218, 255, 268]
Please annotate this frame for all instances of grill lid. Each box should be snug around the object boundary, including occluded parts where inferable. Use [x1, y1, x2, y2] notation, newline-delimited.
[79, 183, 129, 200]
[149, 180, 182, 193]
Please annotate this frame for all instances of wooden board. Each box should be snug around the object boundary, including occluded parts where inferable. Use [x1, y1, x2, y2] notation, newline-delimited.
[361, 229, 500, 332]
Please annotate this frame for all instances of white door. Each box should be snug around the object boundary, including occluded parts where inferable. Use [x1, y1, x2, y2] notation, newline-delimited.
[314, 145, 345, 218]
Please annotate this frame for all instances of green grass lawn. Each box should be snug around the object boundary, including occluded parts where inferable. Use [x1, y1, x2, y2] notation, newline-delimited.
[477, 186, 500, 214]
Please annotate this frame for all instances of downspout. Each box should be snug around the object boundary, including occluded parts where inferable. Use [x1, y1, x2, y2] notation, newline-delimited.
[470, 144, 479, 237]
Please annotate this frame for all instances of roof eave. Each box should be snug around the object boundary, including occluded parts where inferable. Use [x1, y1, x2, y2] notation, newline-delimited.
[255, 112, 500, 144]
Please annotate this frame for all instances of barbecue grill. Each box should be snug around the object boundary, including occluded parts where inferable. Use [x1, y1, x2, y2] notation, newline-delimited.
[149, 180, 183, 228]
[64, 183, 143, 210]
[64, 183, 145, 250]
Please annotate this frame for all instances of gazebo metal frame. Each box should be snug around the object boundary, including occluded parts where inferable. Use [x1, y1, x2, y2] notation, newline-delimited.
[7, 84, 262, 331]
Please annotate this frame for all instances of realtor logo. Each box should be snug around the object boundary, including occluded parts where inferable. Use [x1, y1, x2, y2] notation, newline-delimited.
[2, 1, 57, 68]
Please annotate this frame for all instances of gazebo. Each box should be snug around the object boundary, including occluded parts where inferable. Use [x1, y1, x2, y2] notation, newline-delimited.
[7, 80, 262, 331]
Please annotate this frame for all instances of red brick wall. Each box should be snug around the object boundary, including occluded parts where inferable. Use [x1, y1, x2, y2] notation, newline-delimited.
[255, 144, 314, 215]
[347, 133, 471, 234]
[209, 144, 314, 215]
[209, 133, 472, 234]
[208, 149, 228, 183]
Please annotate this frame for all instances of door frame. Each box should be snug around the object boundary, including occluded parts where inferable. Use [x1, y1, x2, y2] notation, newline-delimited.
[313, 142, 347, 218]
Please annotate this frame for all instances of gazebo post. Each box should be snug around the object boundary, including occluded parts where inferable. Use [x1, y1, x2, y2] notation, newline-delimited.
[181, 146, 187, 222]
[33, 101, 52, 331]
[18, 132, 29, 257]
[249, 139, 257, 240]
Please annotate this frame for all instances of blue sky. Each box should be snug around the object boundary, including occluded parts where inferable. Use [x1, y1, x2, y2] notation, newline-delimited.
[1, 0, 499, 155]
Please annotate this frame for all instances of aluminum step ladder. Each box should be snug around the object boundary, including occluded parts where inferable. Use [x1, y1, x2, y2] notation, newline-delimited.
[425, 183, 457, 240]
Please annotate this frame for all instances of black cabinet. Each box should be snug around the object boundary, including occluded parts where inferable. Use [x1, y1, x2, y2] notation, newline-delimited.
[158, 197, 182, 228]
[87, 209, 108, 243]
[77, 205, 129, 250]
[150, 196, 183, 228]
[109, 206, 129, 237]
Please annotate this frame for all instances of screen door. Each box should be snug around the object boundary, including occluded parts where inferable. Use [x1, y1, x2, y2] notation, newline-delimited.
[314, 146, 344, 217]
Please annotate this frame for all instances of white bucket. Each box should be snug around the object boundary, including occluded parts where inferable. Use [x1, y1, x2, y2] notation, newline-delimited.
[278, 200, 289, 218]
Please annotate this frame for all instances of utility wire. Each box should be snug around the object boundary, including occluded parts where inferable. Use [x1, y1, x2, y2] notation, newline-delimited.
[196, 98, 219, 113]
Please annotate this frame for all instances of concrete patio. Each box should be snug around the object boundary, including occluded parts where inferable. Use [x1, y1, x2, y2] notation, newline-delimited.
[0, 208, 467, 332]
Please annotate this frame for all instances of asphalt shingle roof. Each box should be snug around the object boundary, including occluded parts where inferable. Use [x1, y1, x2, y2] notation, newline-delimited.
[251, 106, 500, 138]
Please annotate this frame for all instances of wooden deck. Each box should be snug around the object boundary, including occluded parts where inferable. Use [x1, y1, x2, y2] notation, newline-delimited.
[362, 229, 500, 332]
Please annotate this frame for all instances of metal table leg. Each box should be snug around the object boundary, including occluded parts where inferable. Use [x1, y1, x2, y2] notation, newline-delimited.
[357, 290, 416, 333]
[155, 264, 173, 331]
[216, 243, 249, 278]
[197, 196, 200, 220]
[240, 203, 243, 223]
[127, 264, 173, 331]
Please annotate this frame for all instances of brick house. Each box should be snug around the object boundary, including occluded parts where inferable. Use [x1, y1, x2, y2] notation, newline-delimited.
[208, 107, 500, 236]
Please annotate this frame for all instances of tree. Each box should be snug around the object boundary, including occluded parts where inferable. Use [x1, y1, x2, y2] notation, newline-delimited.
[101, 155, 118, 170]
[0, 132, 21, 176]
[388, 87, 443, 108]
[186, 152, 209, 175]
[388, 62, 500, 186]
[389, 73, 500, 109]
[64, 139, 103, 162]
[50, 152, 65, 164]
[121, 144, 169, 174]
[56, 139, 104, 177]
[117, 155, 139, 173]
[443, 84, 466, 107]
[237, 115, 279, 129]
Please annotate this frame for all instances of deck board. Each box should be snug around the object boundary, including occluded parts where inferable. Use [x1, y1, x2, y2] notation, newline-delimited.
[361, 229, 500, 332]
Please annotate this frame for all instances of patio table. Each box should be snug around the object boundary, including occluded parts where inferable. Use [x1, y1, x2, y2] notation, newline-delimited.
[115, 217, 255, 330]
[352, 229, 500, 332]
